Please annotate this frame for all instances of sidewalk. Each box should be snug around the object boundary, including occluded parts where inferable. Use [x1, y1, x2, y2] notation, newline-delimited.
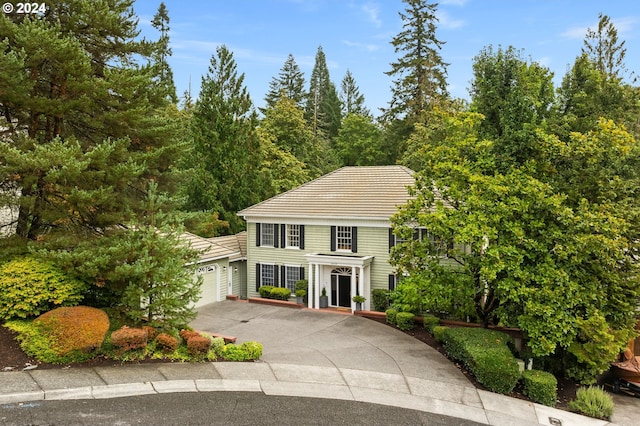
[0, 301, 632, 425]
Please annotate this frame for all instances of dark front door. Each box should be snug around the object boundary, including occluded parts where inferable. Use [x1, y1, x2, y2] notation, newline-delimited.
[330, 273, 351, 308]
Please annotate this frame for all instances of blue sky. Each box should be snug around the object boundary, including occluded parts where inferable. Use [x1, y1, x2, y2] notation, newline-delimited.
[133, 0, 640, 116]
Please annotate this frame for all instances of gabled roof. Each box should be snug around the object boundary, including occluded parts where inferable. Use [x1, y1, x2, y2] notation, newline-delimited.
[181, 232, 241, 263]
[210, 231, 247, 262]
[238, 166, 415, 221]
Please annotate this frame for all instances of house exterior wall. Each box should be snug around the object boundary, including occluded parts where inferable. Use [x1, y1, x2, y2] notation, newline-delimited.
[246, 221, 394, 300]
[193, 258, 230, 308]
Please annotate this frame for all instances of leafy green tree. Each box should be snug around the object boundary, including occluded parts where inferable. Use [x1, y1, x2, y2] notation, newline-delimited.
[263, 54, 306, 111]
[582, 13, 629, 81]
[340, 70, 370, 118]
[305, 46, 341, 140]
[257, 129, 309, 197]
[392, 109, 640, 383]
[0, 0, 181, 241]
[469, 45, 555, 168]
[334, 114, 384, 166]
[150, 2, 178, 104]
[183, 45, 262, 233]
[382, 0, 448, 123]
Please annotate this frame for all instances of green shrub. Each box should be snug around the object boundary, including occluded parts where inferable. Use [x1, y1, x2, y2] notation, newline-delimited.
[396, 312, 415, 330]
[385, 308, 398, 325]
[372, 289, 389, 312]
[295, 280, 308, 293]
[442, 327, 519, 394]
[0, 256, 87, 320]
[422, 315, 440, 332]
[110, 326, 148, 351]
[432, 325, 448, 342]
[522, 369, 557, 407]
[222, 341, 263, 361]
[270, 287, 292, 300]
[35, 306, 109, 357]
[207, 336, 226, 360]
[258, 286, 274, 298]
[155, 333, 178, 353]
[568, 386, 614, 420]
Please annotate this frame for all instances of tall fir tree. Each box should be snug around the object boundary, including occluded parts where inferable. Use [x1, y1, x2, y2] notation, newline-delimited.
[0, 0, 181, 242]
[150, 2, 178, 104]
[183, 45, 262, 234]
[263, 54, 306, 112]
[383, 0, 448, 123]
[582, 13, 629, 82]
[340, 70, 370, 118]
[304, 46, 341, 141]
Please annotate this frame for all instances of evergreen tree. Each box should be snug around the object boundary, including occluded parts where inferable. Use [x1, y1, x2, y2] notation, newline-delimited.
[263, 54, 306, 111]
[582, 13, 629, 81]
[0, 0, 181, 242]
[340, 70, 370, 118]
[183, 45, 262, 233]
[150, 2, 178, 104]
[304, 46, 341, 140]
[383, 0, 448, 123]
[334, 114, 383, 166]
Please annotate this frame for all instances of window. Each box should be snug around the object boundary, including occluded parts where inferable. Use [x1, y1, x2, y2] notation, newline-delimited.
[259, 264, 276, 286]
[336, 226, 352, 251]
[284, 265, 302, 292]
[286, 224, 300, 248]
[261, 223, 275, 247]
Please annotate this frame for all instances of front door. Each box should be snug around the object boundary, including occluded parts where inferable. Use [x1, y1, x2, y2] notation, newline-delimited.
[330, 268, 352, 308]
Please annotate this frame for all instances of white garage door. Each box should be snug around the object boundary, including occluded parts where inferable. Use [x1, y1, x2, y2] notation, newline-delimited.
[195, 264, 219, 307]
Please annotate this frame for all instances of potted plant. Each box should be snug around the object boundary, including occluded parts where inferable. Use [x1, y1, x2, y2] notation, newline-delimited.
[295, 280, 308, 304]
[295, 289, 306, 304]
[352, 295, 366, 311]
[319, 287, 329, 308]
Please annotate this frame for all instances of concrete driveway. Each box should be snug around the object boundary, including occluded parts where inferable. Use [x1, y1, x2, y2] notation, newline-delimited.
[191, 301, 471, 387]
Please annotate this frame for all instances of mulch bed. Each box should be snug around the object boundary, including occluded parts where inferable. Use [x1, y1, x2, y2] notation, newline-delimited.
[1, 317, 580, 409]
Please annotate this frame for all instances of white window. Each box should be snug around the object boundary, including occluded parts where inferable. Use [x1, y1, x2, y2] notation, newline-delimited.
[261, 223, 275, 247]
[260, 264, 276, 286]
[284, 266, 301, 292]
[286, 224, 300, 248]
[336, 226, 352, 251]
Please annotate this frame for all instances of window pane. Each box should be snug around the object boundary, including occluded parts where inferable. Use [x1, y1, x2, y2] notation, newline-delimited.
[286, 224, 300, 248]
[336, 226, 352, 251]
[261, 264, 275, 285]
[261, 224, 274, 246]
[285, 266, 299, 292]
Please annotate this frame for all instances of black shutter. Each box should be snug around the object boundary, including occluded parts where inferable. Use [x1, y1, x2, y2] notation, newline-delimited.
[330, 226, 336, 251]
[351, 226, 358, 253]
[299, 266, 305, 280]
[299, 225, 305, 249]
[274, 224, 280, 248]
[280, 265, 286, 288]
[389, 228, 396, 252]
[388, 274, 396, 291]
[256, 223, 261, 247]
[281, 224, 287, 248]
[413, 229, 419, 241]
[256, 263, 262, 291]
[274, 265, 279, 285]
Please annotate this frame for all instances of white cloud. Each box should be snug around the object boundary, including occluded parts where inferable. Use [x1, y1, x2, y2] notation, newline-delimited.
[561, 16, 637, 40]
[343, 39, 380, 52]
[361, 2, 382, 28]
[436, 10, 466, 30]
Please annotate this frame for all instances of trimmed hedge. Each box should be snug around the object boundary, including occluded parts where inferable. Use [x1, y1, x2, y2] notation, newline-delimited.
[385, 308, 398, 325]
[111, 326, 148, 351]
[270, 287, 291, 300]
[258, 286, 275, 298]
[422, 315, 440, 332]
[433, 325, 448, 342]
[522, 369, 558, 407]
[396, 312, 415, 331]
[442, 327, 519, 394]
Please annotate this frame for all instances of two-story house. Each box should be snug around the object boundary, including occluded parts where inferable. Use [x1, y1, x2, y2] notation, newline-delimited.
[237, 165, 415, 312]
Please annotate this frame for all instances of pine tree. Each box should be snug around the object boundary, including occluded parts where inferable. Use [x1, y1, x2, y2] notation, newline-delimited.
[0, 0, 180, 241]
[151, 2, 178, 104]
[263, 54, 306, 111]
[304, 46, 341, 140]
[383, 0, 448, 123]
[340, 70, 370, 118]
[184, 45, 262, 233]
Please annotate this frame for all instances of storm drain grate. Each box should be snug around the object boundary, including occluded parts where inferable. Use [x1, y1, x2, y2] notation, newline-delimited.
[240, 320, 250, 323]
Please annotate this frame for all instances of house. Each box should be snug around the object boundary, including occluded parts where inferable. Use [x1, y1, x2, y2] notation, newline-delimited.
[182, 231, 247, 307]
[237, 165, 415, 312]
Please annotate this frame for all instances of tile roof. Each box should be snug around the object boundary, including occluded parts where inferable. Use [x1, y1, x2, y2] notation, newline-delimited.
[238, 166, 416, 220]
[210, 231, 247, 261]
[181, 232, 240, 263]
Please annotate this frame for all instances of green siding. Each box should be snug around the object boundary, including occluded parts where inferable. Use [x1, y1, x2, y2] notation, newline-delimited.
[247, 222, 394, 298]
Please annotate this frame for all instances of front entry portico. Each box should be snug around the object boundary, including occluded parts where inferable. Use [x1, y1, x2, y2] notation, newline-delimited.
[304, 253, 374, 312]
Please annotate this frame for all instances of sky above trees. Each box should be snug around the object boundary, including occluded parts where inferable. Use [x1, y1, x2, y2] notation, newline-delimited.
[133, 0, 640, 114]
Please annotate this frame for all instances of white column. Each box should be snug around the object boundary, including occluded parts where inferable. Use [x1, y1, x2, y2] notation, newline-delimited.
[351, 266, 356, 312]
[359, 266, 366, 310]
[315, 263, 321, 309]
[307, 263, 313, 309]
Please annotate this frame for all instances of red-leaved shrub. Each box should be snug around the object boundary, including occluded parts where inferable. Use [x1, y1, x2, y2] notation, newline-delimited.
[179, 329, 200, 342]
[35, 306, 109, 356]
[155, 333, 178, 353]
[142, 325, 158, 341]
[186, 335, 211, 355]
[110, 326, 148, 351]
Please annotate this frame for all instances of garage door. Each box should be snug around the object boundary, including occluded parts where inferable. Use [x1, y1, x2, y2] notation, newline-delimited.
[195, 264, 219, 307]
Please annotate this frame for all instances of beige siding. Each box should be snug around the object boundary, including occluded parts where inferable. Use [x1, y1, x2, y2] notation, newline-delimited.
[247, 222, 394, 299]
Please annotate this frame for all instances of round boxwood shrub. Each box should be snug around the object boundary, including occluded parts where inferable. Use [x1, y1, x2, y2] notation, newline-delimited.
[385, 308, 398, 325]
[270, 287, 291, 300]
[110, 326, 148, 351]
[422, 315, 440, 332]
[396, 312, 415, 331]
[522, 369, 558, 407]
[0, 256, 87, 320]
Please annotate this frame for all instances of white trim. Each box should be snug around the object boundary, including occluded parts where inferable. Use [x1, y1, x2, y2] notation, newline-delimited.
[244, 216, 391, 228]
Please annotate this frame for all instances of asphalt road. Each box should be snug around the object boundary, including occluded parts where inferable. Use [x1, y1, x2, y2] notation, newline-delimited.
[1, 392, 485, 426]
